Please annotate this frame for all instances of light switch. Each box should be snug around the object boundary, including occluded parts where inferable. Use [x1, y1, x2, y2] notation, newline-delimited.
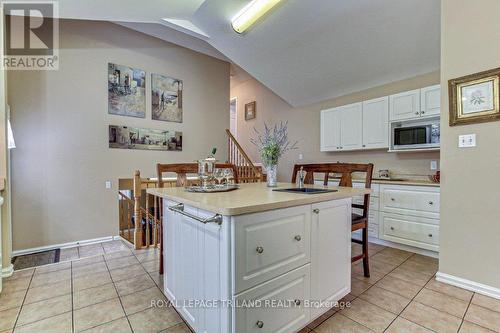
[458, 134, 476, 148]
[430, 161, 438, 170]
[298, 153, 303, 160]
[105, 181, 112, 189]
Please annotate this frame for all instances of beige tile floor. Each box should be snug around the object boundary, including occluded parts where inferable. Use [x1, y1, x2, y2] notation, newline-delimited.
[1, 240, 500, 333]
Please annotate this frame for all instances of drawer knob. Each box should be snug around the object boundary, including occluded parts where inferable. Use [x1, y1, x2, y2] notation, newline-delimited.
[294, 235, 302, 241]
[391, 198, 395, 201]
[415, 111, 420, 115]
[256, 246, 264, 254]
[428, 234, 433, 237]
[429, 201, 434, 205]
[256, 321, 264, 329]
[294, 299, 301, 306]
[313, 208, 320, 214]
[390, 227, 395, 231]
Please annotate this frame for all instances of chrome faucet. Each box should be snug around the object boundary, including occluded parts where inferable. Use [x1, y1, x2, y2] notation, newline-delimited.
[298, 166, 306, 189]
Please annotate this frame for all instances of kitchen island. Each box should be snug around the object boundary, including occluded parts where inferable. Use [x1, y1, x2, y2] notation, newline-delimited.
[148, 182, 370, 333]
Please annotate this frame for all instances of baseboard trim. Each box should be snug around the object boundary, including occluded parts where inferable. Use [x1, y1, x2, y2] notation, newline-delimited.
[2, 264, 14, 278]
[12, 235, 122, 257]
[436, 272, 500, 300]
[362, 237, 439, 258]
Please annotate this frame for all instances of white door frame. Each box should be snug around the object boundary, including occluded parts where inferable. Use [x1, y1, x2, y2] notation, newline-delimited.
[230, 97, 238, 138]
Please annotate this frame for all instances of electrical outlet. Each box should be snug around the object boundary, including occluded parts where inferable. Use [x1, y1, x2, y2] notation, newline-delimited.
[298, 153, 303, 160]
[458, 134, 476, 148]
[430, 161, 438, 170]
[105, 181, 112, 189]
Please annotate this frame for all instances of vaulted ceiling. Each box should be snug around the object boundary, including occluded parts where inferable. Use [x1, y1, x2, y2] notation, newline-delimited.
[21, 0, 441, 107]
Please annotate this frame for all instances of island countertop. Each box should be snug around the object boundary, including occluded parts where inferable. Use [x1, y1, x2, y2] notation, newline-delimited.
[147, 182, 371, 216]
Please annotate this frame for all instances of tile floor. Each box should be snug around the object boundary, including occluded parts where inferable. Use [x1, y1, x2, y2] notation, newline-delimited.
[1, 240, 500, 333]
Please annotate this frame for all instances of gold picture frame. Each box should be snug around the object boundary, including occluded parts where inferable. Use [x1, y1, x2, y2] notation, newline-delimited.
[245, 101, 256, 120]
[449, 67, 500, 126]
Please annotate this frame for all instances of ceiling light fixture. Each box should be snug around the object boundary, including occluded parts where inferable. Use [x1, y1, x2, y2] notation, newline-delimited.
[231, 0, 284, 34]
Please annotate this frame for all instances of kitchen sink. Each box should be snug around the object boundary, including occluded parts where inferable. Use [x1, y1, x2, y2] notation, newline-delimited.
[273, 187, 338, 194]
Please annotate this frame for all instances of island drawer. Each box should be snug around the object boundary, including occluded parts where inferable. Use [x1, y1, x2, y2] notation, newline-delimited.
[232, 205, 311, 294]
[380, 212, 439, 251]
[233, 265, 310, 333]
[380, 185, 440, 219]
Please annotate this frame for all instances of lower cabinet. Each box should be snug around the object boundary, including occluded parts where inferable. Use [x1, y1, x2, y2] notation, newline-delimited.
[310, 199, 351, 319]
[233, 265, 311, 333]
[379, 212, 439, 252]
[164, 199, 352, 333]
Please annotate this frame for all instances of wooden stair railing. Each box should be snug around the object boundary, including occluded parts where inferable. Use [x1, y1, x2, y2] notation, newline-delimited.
[226, 129, 263, 183]
[118, 171, 162, 249]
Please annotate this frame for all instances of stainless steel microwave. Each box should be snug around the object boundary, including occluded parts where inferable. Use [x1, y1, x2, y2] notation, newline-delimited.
[392, 120, 440, 150]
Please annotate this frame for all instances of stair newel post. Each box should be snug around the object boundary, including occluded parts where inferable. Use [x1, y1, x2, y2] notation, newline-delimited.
[133, 170, 143, 249]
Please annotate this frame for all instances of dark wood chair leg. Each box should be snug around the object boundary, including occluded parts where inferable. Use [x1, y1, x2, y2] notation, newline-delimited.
[362, 227, 370, 278]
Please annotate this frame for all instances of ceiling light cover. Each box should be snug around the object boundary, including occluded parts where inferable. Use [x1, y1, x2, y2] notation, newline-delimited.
[231, 0, 283, 34]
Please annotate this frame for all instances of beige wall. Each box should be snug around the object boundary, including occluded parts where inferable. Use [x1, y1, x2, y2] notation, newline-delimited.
[439, 0, 500, 288]
[231, 72, 440, 182]
[8, 20, 230, 251]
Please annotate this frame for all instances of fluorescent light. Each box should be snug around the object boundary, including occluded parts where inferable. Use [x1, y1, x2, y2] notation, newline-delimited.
[231, 0, 283, 34]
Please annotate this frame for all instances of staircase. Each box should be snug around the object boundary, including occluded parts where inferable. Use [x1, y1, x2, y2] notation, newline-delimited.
[226, 129, 263, 183]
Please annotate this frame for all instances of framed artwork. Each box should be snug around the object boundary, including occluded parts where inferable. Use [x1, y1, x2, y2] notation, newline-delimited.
[109, 125, 182, 151]
[245, 101, 256, 120]
[152, 73, 183, 123]
[449, 67, 500, 126]
[108, 63, 146, 118]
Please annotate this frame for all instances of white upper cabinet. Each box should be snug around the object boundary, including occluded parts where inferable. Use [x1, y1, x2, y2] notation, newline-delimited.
[320, 108, 341, 151]
[362, 97, 389, 149]
[389, 89, 421, 121]
[339, 103, 363, 150]
[420, 84, 441, 118]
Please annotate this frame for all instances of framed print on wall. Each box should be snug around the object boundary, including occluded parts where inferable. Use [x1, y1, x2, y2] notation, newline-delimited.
[108, 63, 146, 118]
[245, 101, 256, 120]
[151, 73, 183, 123]
[449, 67, 500, 126]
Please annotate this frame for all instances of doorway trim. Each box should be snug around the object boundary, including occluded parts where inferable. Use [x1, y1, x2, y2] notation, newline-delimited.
[230, 97, 238, 139]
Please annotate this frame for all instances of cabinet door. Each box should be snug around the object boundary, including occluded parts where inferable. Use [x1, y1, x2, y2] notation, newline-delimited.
[339, 103, 363, 150]
[420, 85, 441, 117]
[389, 89, 421, 121]
[320, 108, 341, 151]
[362, 97, 389, 149]
[310, 199, 351, 319]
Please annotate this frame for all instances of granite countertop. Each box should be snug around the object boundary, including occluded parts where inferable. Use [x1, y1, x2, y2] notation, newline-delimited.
[147, 182, 370, 216]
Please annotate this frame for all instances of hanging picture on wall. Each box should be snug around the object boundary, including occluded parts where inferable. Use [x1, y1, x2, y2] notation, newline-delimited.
[109, 125, 182, 151]
[245, 101, 256, 120]
[449, 67, 500, 126]
[108, 63, 146, 118]
[152, 73, 183, 122]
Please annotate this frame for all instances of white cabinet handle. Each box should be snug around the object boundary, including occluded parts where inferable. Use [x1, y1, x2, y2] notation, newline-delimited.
[313, 208, 320, 214]
[256, 246, 264, 254]
[294, 235, 302, 241]
[256, 321, 264, 328]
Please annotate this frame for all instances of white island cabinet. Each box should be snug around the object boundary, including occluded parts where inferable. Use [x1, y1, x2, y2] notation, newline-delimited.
[149, 182, 369, 333]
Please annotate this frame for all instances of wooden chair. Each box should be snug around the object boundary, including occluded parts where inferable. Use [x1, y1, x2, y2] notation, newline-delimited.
[292, 163, 374, 277]
[156, 163, 239, 274]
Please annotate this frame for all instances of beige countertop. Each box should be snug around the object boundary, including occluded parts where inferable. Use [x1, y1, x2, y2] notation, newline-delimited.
[147, 182, 371, 216]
